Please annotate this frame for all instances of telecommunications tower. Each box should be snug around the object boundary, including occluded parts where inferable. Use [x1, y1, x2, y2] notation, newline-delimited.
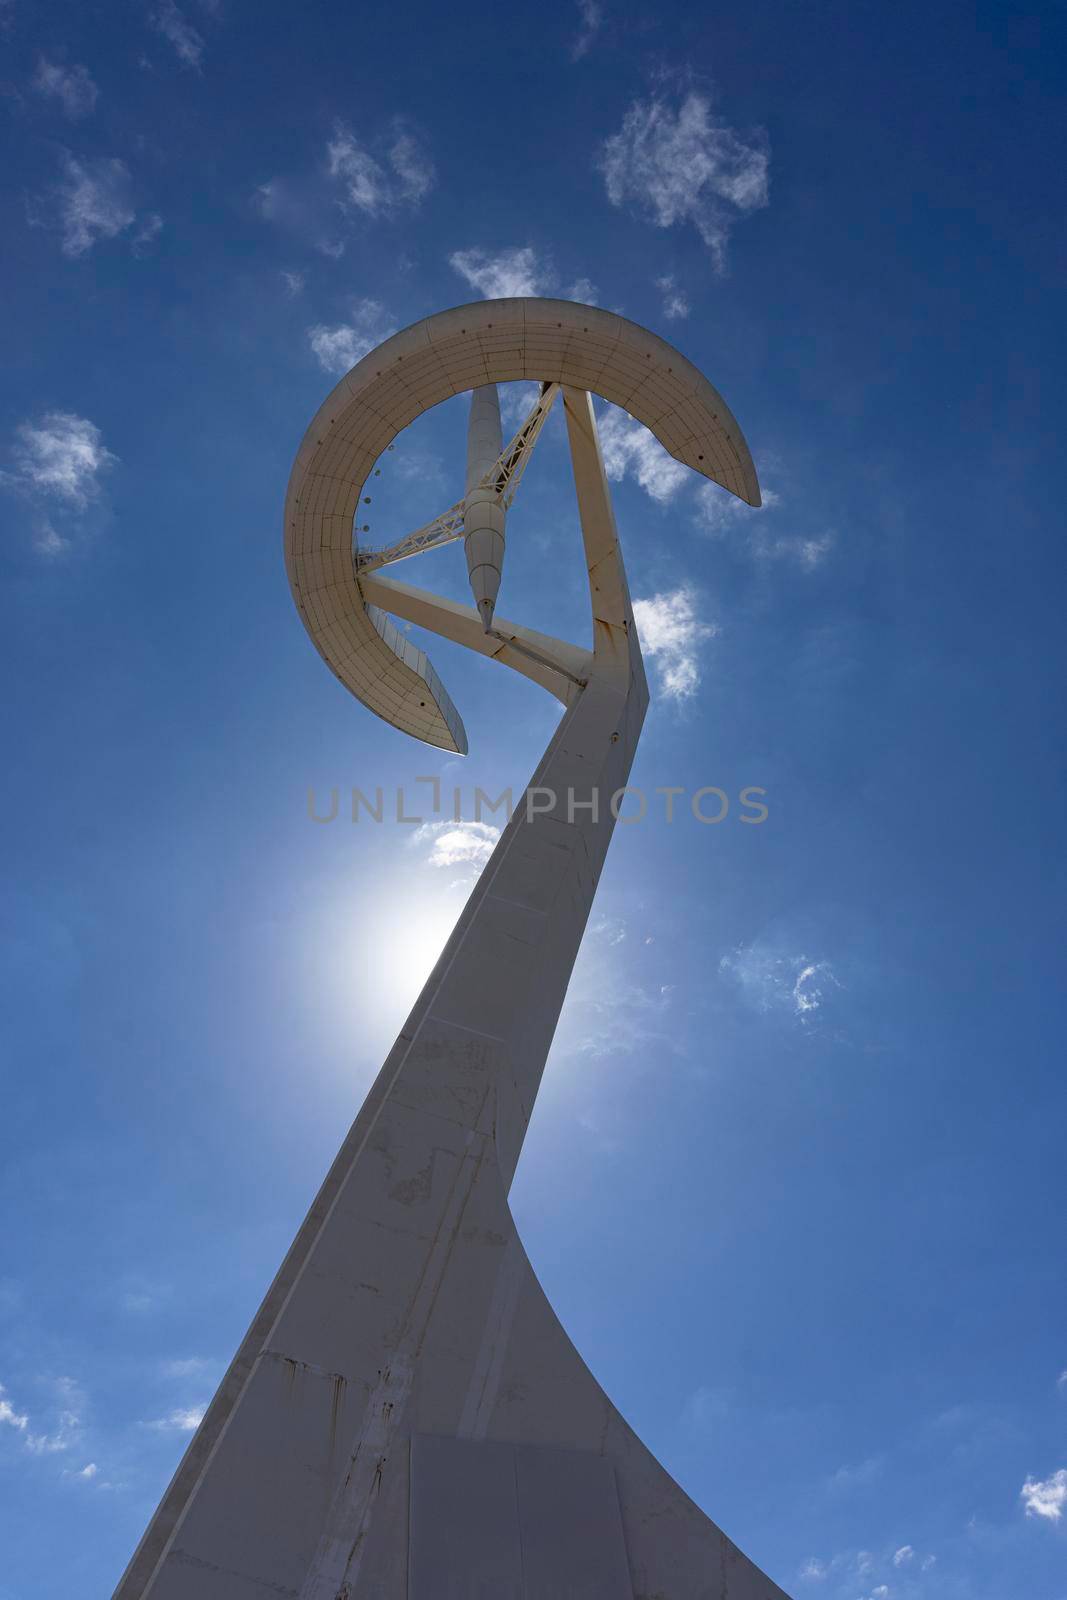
[115, 299, 789, 1600]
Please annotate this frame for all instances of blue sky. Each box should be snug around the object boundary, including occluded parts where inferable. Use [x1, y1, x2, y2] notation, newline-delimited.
[2, 1, 1066, 1596]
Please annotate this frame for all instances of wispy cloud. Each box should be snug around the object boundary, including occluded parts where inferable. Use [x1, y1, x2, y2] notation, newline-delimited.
[570, 0, 603, 60]
[1022, 1467, 1067, 1521]
[256, 121, 432, 258]
[307, 300, 396, 375]
[160, 1357, 213, 1380]
[632, 584, 717, 701]
[386, 127, 436, 205]
[655, 273, 689, 320]
[680, 1384, 731, 1428]
[827, 1455, 883, 1491]
[0, 1384, 28, 1433]
[597, 406, 689, 504]
[450, 245, 549, 299]
[599, 91, 769, 270]
[252, 179, 339, 254]
[327, 120, 435, 216]
[411, 821, 499, 873]
[696, 479, 778, 532]
[32, 151, 136, 257]
[151, 1, 204, 69]
[32, 58, 98, 119]
[695, 480, 832, 568]
[1, 1376, 86, 1458]
[569, 980, 675, 1065]
[131, 211, 163, 257]
[499, 382, 543, 430]
[720, 939, 840, 1023]
[449, 245, 596, 304]
[119, 1279, 171, 1314]
[281, 270, 305, 296]
[892, 1544, 914, 1565]
[1057, 1369, 1067, 1393]
[146, 1405, 207, 1432]
[3, 411, 116, 551]
[798, 1556, 827, 1580]
[565, 275, 599, 304]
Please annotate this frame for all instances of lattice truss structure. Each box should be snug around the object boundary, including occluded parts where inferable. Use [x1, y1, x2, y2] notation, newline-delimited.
[355, 381, 560, 575]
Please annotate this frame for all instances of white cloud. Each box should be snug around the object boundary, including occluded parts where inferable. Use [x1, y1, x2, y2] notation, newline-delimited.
[147, 1405, 206, 1432]
[632, 585, 717, 702]
[131, 212, 163, 257]
[5, 412, 116, 514]
[160, 1357, 212, 1379]
[449, 246, 596, 305]
[695, 480, 831, 568]
[450, 245, 549, 299]
[308, 300, 396, 375]
[327, 121, 435, 216]
[892, 1545, 914, 1566]
[696, 480, 769, 535]
[37, 152, 137, 257]
[281, 270, 305, 296]
[720, 939, 839, 1023]
[120, 1279, 171, 1313]
[327, 127, 386, 215]
[799, 1557, 827, 1580]
[1022, 1468, 1067, 1521]
[565, 275, 599, 304]
[1, 1376, 95, 1472]
[253, 180, 287, 222]
[794, 535, 832, 568]
[680, 1385, 731, 1428]
[656, 273, 689, 320]
[388, 127, 435, 205]
[151, 1, 204, 68]
[257, 122, 432, 254]
[32, 519, 71, 559]
[33, 58, 98, 119]
[597, 406, 689, 504]
[599, 91, 768, 269]
[0, 1385, 29, 1432]
[1057, 1369, 1067, 1393]
[828, 1456, 882, 1491]
[411, 821, 499, 872]
[570, 0, 603, 59]
[499, 381, 543, 431]
[568, 981, 675, 1065]
[23, 1376, 85, 1456]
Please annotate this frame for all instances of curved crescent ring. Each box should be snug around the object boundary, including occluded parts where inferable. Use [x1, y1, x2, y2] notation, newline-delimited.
[284, 296, 760, 754]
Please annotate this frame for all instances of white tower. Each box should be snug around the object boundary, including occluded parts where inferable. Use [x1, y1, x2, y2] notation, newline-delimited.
[114, 299, 789, 1600]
